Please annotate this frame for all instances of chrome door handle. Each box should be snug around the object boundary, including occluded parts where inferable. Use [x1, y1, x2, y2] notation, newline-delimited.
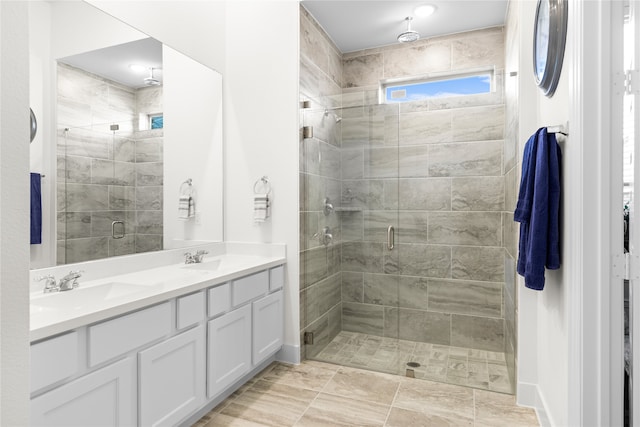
[387, 225, 395, 250]
[111, 220, 125, 239]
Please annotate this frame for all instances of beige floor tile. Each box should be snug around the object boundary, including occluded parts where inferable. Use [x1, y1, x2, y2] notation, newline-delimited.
[221, 380, 318, 427]
[295, 393, 389, 426]
[385, 407, 472, 427]
[474, 389, 539, 427]
[260, 361, 337, 391]
[322, 366, 401, 405]
[204, 413, 273, 427]
[394, 378, 474, 423]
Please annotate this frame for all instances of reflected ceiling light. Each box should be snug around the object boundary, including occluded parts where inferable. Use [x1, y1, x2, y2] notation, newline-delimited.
[397, 17, 420, 43]
[415, 4, 436, 17]
[129, 64, 147, 73]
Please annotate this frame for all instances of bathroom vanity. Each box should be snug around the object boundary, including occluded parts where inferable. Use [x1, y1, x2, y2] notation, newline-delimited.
[29, 243, 285, 426]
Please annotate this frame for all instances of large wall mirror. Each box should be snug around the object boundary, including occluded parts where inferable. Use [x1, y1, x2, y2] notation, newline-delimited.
[29, 1, 223, 268]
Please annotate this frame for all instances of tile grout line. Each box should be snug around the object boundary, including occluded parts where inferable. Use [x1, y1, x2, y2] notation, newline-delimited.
[383, 380, 403, 427]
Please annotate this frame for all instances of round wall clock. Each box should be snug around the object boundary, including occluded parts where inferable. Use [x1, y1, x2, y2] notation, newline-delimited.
[533, 0, 568, 97]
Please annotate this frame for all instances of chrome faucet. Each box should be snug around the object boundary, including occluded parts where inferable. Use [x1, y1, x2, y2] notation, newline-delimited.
[58, 270, 83, 292]
[35, 275, 58, 293]
[185, 250, 209, 264]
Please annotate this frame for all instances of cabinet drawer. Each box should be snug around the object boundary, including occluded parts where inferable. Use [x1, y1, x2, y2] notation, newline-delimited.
[177, 291, 205, 330]
[88, 302, 171, 367]
[208, 282, 230, 318]
[232, 270, 268, 307]
[269, 265, 284, 291]
[252, 290, 283, 366]
[31, 331, 79, 393]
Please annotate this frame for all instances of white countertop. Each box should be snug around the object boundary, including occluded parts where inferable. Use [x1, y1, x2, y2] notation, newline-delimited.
[30, 244, 285, 342]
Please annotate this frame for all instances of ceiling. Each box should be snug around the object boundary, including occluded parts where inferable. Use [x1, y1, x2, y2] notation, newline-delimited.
[301, 1, 509, 53]
[59, 38, 163, 89]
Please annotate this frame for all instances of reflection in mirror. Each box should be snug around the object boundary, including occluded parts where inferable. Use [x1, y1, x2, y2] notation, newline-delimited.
[29, 1, 223, 268]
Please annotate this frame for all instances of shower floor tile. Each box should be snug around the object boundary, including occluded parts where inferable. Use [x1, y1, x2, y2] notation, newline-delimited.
[313, 331, 514, 394]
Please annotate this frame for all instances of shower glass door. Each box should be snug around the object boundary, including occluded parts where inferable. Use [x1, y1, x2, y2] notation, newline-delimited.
[300, 102, 402, 373]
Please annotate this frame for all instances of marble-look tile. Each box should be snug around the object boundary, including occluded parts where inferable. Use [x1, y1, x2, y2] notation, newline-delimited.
[428, 140, 502, 177]
[383, 40, 452, 78]
[503, 212, 518, 259]
[108, 235, 136, 257]
[322, 366, 400, 405]
[398, 276, 429, 310]
[451, 177, 505, 211]
[91, 210, 135, 237]
[300, 246, 327, 289]
[301, 138, 319, 175]
[451, 30, 505, 71]
[341, 148, 364, 180]
[341, 180, 384, 210]
[57, 128, 107, 160]
[363, 273, 398, 306]
[341, 242, 384, 273]
[428, 279, 502, 317]
[343, 53, 384, 88]
[112, 137, 135, 163]
[136, 162, 163, 186]
[60, 212, 92, 239]
[306, 274, 341, 325]
[300, 14, 330, 76]
[452, 105, 504, 142]
[135, 138, 163, 163]
[92, 159, 135, 186]
[109, 185, 136, 210]
[260, 362, 336, 392]
[135, 86, 163, 116]
[428, 212, 502, 246]
[300, 173, 322, 212]
[451, 315, 504, 352]
[59, 155, 91, 183]
[342, 302, 384, 336]
[296, 393, 388, 426]
[399, 145, 429, 178]
[396, 211, 430, 244]
[319, 142, 341, 179]
[451, 246, 505, 282]
[65, 183, 109, 212]
[341, 211, 363, 242]
[300, 212, 320, 250]
[396, 244, 451, 278]
[398, 309, 451, 345]
[504, 166, 518, 213]
[300, 58, 341, 110]
[64, 237, 109, 263]
[474, 389, 539, 427]
[398, 178, 451, 211]
[221, 380, 317, 427]
[136, 210, 163, 235]
[364, 211, 398, 242]
[364, 147, 398, 178]
[136, 186, 163, 211]
[386, 406, 471, 427]
[394, 378, 474, 423]
[399, 110, 453, 146]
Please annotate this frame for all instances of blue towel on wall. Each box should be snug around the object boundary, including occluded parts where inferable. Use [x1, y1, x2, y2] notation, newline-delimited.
[514, 127, 562, 290]
[30, 173, 42, 245]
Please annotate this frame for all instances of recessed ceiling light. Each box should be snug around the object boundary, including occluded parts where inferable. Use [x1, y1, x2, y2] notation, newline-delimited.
[129, 64, 147, 73]
[415, 4, 436, 17]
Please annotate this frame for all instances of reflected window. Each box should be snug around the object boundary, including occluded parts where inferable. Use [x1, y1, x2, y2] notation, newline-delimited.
[150, 114, 164, 129]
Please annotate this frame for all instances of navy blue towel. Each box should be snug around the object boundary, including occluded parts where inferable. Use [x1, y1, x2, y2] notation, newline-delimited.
[30, 173, 42, 245]
[514, 128, 562, 290]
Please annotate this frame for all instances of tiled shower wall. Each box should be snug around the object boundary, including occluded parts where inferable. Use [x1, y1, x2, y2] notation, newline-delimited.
[56, 64, 163, 264]
[339, 27, 507, 353]
[300, 6, 510, 364]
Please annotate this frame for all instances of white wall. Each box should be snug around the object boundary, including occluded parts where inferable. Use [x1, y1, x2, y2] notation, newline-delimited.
[223, 1, 300, 359]
[163, 45, 224, 246]
[0, 2, 31, 424]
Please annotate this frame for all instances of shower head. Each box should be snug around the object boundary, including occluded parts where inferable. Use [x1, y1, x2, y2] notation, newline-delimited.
[397, 17, 420, 43]
[324, 109, 342, 123]
[144, 68, 161, 86]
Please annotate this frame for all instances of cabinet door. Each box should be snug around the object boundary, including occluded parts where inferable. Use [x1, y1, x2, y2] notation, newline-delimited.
[207, 304, 251, 398]
[31, 357, 136, 427]
[139, 325, 206, 427]
[252, 290, 283, 366]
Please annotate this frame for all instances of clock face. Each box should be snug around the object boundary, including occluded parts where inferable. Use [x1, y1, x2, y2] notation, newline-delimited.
[533, 0, 568, 97]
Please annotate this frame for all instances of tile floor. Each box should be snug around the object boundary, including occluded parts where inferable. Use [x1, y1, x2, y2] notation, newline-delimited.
[313, 331, 513, 394]
[193, 360, 538, 427]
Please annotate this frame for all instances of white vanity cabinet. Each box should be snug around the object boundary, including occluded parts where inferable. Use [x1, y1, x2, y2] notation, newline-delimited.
[30, 263, 285, 427]
[139, 324, 206, 427]
[31, 357, 136, 426]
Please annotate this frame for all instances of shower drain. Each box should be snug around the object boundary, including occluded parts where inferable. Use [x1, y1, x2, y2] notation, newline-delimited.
[406, 361, 421, 368]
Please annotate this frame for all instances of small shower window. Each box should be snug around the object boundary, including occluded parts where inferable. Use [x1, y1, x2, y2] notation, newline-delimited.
[149, 114, 164, 129]
[383, 72, 492, 103]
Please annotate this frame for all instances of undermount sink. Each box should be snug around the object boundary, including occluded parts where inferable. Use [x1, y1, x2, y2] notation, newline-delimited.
[31, 282, 151, 311]
[181, 259, 221, 271]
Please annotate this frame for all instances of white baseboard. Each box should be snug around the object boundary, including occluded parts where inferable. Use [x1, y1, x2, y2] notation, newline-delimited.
[517, 381, 552, 427]
[276, 344, 300, 364]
